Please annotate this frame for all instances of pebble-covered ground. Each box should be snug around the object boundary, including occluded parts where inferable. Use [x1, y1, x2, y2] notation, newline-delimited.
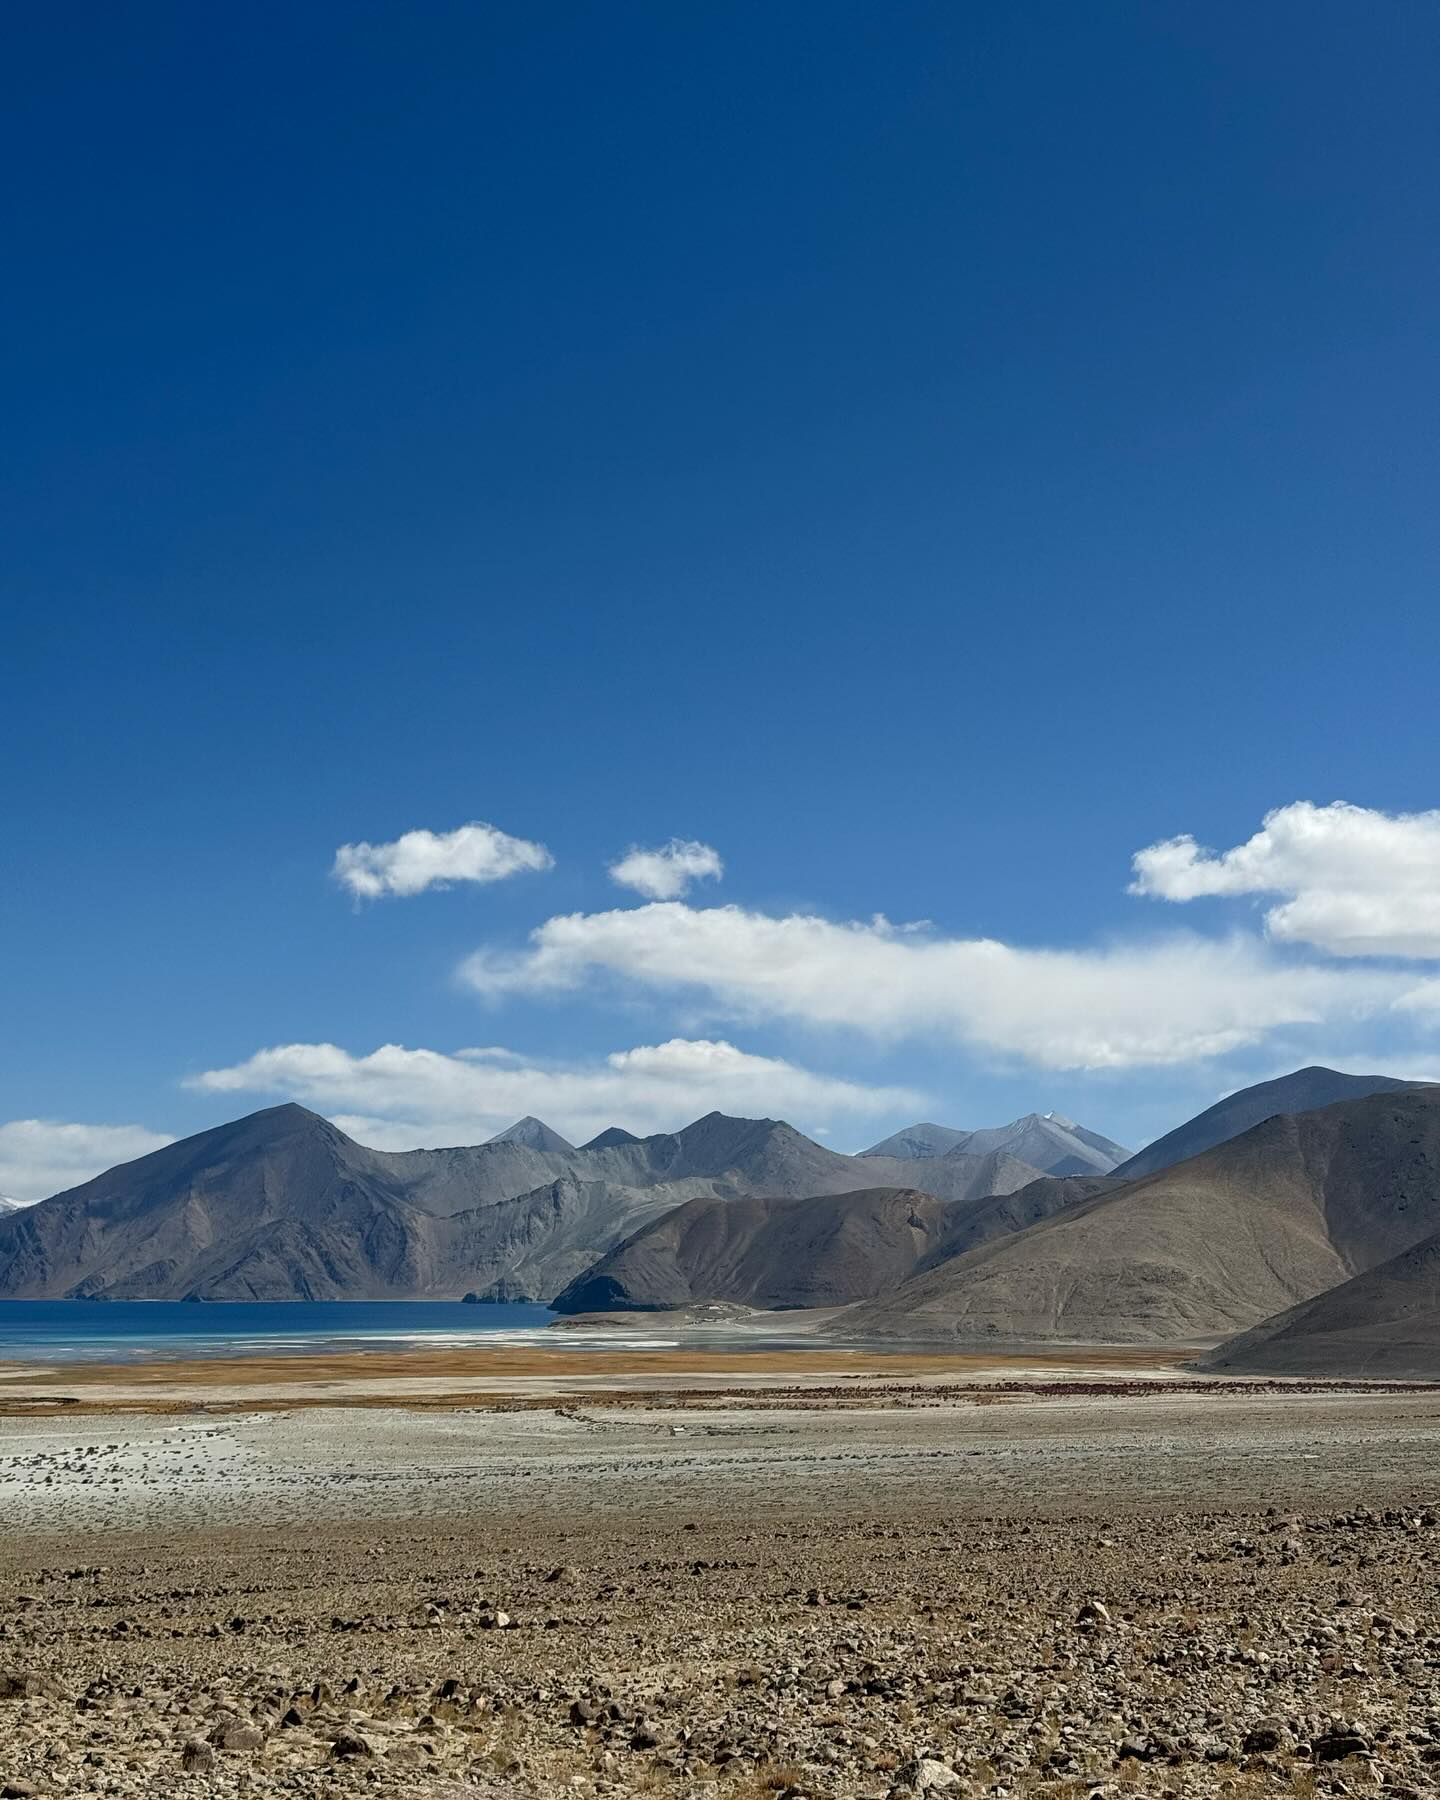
[2, 1387, 1440, 1798]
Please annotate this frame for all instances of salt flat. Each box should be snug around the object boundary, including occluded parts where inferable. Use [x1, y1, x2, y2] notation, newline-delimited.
[4, 1377, 1440, 1534]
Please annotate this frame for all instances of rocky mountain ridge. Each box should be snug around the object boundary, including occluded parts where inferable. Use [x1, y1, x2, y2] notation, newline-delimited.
[0, 1104, 1046, 1302]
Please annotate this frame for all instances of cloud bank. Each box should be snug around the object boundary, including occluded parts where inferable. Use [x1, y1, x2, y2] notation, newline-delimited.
[609, 839, 723, 900]
[459, 901, 1415, 1069]
[189, 1037, 923, 1149]
[1132, 801, 1440, 958]
[333, 821, 553, 899]
[0, 1120, 176, 1204]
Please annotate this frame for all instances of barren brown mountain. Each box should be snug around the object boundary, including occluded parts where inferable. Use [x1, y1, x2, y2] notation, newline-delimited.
[839, 1087, 1440, 1344]
[554, 1172, 1121, 1314]
[1205, 1227, 1440, 1377]
[1114, 1064, 1421, 1179]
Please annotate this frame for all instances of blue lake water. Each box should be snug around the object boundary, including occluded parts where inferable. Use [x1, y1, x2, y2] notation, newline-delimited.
[0, 1299, 614, 1363]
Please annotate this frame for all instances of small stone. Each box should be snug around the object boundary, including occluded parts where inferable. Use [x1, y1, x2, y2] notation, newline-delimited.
[1313, 1732, 1370, 1762]
[179, 1740, 215, 1773]
[0, 1675, 60, 1701]
[208, 1719, 264, 1752]
[901, 1757, 963, 1792]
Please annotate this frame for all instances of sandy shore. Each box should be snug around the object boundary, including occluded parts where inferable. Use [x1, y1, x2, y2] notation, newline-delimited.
[0, 1340, 1206, 1412]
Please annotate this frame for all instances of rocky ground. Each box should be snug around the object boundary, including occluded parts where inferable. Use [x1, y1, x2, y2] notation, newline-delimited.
[3, 1386, 1440, 1798]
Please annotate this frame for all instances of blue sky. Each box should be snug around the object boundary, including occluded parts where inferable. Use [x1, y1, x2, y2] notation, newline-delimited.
[4, 3, 1440, 1196]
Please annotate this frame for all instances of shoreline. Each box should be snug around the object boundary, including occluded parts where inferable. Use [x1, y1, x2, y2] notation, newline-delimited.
[0, 1340, 1217, 1413]
[2, 1337, 1438, 1414]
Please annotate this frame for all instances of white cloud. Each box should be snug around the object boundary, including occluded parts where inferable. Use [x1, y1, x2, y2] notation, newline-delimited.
[333, 821, 553, 899]
[0, 1121, 176, 1204]
[1132, 801, 1440, 958]
[609, 839, 723, 900]
[458, 901, 1412, 1070]
[188, 1037, 923, 1149]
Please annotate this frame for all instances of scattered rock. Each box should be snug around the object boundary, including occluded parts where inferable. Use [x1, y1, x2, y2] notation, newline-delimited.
[899, 1756, 964, 1791]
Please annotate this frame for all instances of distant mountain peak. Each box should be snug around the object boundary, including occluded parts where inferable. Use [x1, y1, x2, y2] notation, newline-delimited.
[866, 1113, 1128, 1177]
[860, 1123, 970, 1161]
[580, 1126, 642, 1150]
[485, 1117, 575, 1154]
[687, 1109, 776, 1129]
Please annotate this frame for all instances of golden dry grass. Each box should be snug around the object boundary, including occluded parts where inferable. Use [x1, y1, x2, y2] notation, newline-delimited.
[0, 1340, 1200, 1415]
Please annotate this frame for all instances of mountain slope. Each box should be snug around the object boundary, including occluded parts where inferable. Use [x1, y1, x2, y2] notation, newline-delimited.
[554, 1188, 968, 1313]
[839, 1088, 1440, 1345]
[0, 1106, 418, 1301]
[1116, 1067, 1421, 1180]
[553, 1172, 1120, 1314]
[0, 1104, 1041, 1302]
[1204, 1230, 1440, 1378]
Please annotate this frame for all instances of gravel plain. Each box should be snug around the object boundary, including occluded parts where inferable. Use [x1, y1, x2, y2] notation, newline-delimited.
[3, 1371, 1440, 1799]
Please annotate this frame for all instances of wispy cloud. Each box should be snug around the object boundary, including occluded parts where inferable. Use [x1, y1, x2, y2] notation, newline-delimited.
[609, 839, 723, 900]
[0, 1120, 175, 1204]
[189, 1036, 923, 1148]
[459, 901, 1414, 1070]
[1132, 801, 1440, 957]
[333, 821, 553, 899]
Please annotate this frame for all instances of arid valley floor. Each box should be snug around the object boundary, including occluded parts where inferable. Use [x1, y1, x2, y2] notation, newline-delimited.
[3, 1346, 1440, 1799]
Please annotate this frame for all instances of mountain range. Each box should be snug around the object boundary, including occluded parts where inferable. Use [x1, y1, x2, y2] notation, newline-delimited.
[5, 1069, 1439, 1375]
[842, 1085, 1440, 1348]
[0, 1103, 1051, 1302]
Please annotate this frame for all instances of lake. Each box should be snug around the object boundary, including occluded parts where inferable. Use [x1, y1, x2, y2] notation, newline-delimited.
[0, 1298, 616, 1363]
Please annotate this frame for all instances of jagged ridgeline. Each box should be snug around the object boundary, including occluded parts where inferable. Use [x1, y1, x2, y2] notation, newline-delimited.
[0, 1103, 1071, 1303]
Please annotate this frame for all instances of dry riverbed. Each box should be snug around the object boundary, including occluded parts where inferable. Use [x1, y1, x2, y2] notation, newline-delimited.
[3, 1355, 1440, 1799]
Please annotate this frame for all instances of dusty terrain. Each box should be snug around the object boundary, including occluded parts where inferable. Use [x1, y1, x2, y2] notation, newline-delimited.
[0, 1340, 1193, 1413]
[4, 1361, 1440, 1798]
